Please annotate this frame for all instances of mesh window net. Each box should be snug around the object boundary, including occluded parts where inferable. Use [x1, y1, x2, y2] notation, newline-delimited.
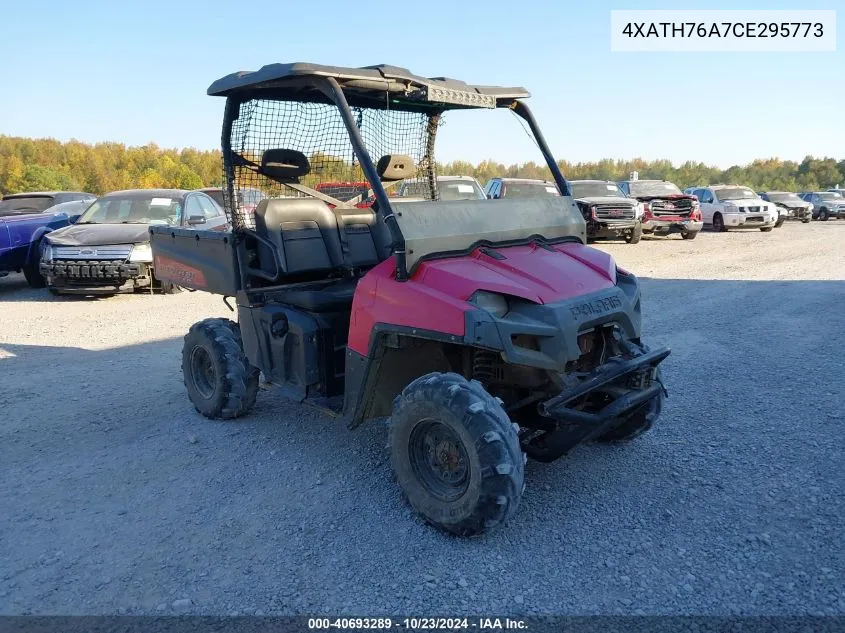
[224, 99, 442, 230]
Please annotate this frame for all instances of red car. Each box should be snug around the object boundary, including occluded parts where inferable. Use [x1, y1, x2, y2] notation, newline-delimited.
[618, 179, 703, 240]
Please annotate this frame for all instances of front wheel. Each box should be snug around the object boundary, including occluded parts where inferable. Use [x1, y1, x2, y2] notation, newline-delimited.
[596, 369, 665, 442]
[775, 217, 786, 228]
[760, 227, 773, 232]
[802, 218, 811, 224]
[182, 318, 259, 419]
[23, 247, 46, 288]
[712, 213, 727, 232]
[389, 372, 524, 536]
[680, 230, 698, 240]
[818, 208, 829, 221]
[625, 224, 643, 244]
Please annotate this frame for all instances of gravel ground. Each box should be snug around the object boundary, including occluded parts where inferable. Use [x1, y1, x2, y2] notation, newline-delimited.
[1, 222, 843, 616]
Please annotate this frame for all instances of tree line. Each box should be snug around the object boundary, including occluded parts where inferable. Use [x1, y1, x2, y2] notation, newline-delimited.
[1, 135, 843, 195]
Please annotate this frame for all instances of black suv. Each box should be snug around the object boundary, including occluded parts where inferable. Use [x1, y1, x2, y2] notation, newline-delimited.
[483, 178, 560, 199]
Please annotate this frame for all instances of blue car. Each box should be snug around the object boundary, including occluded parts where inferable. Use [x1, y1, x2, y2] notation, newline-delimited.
[0, 192, 96, 287]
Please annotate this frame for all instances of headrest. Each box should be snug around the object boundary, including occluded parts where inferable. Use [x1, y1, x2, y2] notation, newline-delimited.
[376, 154, 415, 182]
[260, 149, 310, 183]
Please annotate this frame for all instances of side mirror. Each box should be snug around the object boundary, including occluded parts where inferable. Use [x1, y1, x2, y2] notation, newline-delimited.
[187, 215, 207, 226]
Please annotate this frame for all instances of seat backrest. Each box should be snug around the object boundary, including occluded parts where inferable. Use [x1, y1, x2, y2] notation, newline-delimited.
[255, 198, 345, 277]
[336, 205, 394, 269]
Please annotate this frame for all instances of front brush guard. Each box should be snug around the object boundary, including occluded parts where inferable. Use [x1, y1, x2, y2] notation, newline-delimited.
[523, 346, 670, 462]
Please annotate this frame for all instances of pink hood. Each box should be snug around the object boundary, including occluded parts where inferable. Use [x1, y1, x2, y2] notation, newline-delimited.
[414, 241, 617, 304]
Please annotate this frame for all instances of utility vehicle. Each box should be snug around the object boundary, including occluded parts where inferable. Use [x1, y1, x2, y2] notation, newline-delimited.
[149, 63, 670, 536]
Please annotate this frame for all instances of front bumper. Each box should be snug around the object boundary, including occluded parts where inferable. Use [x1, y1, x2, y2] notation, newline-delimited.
[40, 259, 152, 294]
[522, 345, 669, 462]
[722, 213, 776, 229]
[643, 218, 703, 234]
[781, 207, 812, 221]
[587, 220, 640, 239]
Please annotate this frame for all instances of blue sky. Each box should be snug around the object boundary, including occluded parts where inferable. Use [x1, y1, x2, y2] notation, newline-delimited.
[1, 0, 842, 168]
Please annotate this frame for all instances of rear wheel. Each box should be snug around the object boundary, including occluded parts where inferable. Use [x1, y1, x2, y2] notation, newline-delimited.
[712, 213, 727, 232]
[182, 318, 259, 419]
[625, 224, 642, 244]
[680, 230, 698, 240]
[389, 372, 524, 536]
[818, 208, 829, 221]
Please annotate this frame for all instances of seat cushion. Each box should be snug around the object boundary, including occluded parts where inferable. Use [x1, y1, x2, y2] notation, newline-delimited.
[273, 279, 356, 312]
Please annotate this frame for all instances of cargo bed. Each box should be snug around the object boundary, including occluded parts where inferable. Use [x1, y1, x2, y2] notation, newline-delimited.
[149, 226, 240, 295]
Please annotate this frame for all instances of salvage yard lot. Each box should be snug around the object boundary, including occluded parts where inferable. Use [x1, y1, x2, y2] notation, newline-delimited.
[1, 223, 843, 615]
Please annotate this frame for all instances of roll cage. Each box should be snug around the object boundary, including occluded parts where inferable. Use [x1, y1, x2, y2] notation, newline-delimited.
[210, 63, 572, 281]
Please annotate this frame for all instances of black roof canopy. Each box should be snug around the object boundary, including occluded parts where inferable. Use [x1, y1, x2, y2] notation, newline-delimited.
[207, 62, 530, 111]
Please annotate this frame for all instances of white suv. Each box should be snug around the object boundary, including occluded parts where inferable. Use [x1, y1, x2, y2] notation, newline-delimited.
[689, 185, 777, 232]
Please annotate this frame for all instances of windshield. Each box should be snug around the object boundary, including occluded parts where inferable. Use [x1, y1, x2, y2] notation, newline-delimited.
[502, 181, 560, 198]
[77, 195, 183, 225]
[628, 181, 682, 197]
[402, 179, 485, 201]
[0, 196, 55, 216]
[204, 190, 224, 206]
[820, 192, 844, 201]
[715, 187, 758, 201]
[766, 193, 802, 203]
[571, 182, 625, 199]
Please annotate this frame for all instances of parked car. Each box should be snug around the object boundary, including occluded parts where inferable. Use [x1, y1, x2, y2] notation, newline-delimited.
[0, 197, 94, 287]
[618, 179, 703, 240]
[689, 185, 777, 232]
[758, 192, 812, 225]
[483, 177, 559, 199]
[314, 181, 375, 207]
[398, 176, 486, 200]
[40, 189, 227, 296]
[570, 180, 643, 244]
[0, 191, 95, 215]
[199, 187, 266, 216]
[799, 191, 845, 221]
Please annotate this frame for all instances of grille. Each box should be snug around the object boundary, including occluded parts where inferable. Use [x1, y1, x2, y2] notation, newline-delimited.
[53, 245, 132, 260]
[650, 199, 693, 217]
[594, 204, 635, 220]
[47, 260, 143, 280]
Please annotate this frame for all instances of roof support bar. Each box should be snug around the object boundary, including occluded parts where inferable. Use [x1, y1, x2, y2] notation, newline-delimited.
[319, 76, 409, 281]
[509, 100, 572, 197]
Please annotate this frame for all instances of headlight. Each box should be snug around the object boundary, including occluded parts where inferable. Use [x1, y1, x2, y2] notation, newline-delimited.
[807, 204, 814, 211]
[723, 204, 737, 213]
[635, 202, 645, 218]
[470, 291, 509, 318]
[41, 242, 53, 262]
[129, 243, 153, 262]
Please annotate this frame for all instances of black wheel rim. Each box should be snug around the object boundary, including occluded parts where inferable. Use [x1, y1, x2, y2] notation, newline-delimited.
[409, 419, 470, 502]
[190, 346, 217, 399]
